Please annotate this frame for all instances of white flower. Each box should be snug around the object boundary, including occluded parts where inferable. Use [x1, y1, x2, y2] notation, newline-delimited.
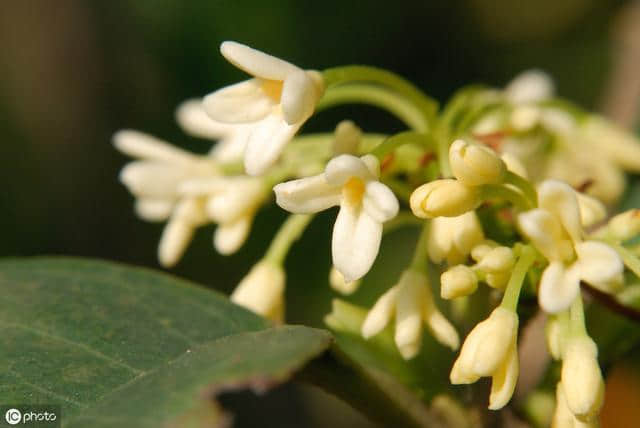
[518, 180, 623, 313]
[274, 154, 398, 282]
[361, 270, 459, 359]
[203, 41, 324, 175]
[158, 197, 208, 267]
[175, 99, 252, 163]
[329, 267, 361, 295]
[114, 130, 219, 222]
[560, 336, 604, 422]
[179, 175, 268, 255]
[231, 261, 285, 322]
[450, 307, 519, 410]
[410, 179, 481, 218]
[449, 139, 506, 186]
[428, 212, 485, 265]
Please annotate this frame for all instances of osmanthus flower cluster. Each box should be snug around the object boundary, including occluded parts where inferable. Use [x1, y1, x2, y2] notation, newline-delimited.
[115, 41, 640, 424]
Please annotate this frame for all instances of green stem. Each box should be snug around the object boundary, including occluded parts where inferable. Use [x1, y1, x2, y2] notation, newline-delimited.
[504, 171, 538, 208]
[500, 245, 536, 311]
[264, 214, 314, 265]
[370, 131, 436, 160]
[435, 132, 453, 178]
[318, 84, 428, 132]
[409, 223, 431, 272]
[322, 66, 438, 129]
[480, 184, 532, 211]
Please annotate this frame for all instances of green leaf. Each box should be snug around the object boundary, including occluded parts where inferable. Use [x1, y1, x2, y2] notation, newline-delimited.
[0, 257, 331, 427]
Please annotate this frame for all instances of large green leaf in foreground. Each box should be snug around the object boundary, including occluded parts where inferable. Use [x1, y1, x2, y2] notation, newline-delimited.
[0, 258, 331, 427]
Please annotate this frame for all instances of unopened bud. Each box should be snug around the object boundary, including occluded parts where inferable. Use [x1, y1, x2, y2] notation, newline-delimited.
[608, 209, 640, 241]
[449, 139, 506, 186]
[329, 266, 361, 295]
[441, 265, 478, 299]
[231, 261, 286, 323]
[411, 179, 481, 218]
[332, 120, 362, 155]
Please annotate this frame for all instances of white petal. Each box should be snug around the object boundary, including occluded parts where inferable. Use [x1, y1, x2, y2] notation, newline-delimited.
[538, 180, 582, 243]
[451, 212, 485, 256]
[424, 306, 460, 350]
[120, 161, 188, 199]
[179, 177, 228, 196]
[281, 69, 317, 124]
[220, 41, 298, 81]
[427, 217, 454, 264]
[488, 345, 519, 410]
[575, 241, 624, 291]
[206, 179, 264, 223]
[203, 79, 275, 124]
[361, 154, 381, 178]
[538, 262, 581, 313]
[577, 193, 607, 228]
[175, 99, 234, 140]
[157, 199, 206, 267]
[209, 130, 251, 163]
[135, 198, 175, 221]
[361, 286, 398, 339]
[274, 174, 341, 213]
[518, 209, 567, 261]
[363, 181, 399, 223]
[325, 154, 374, 186]
[332, 204, 382, 282]
[214, 215, 252, 255]
[395, 274, 426, 359]
[244, 114, 300, 175]
[113, 130, 195, 164]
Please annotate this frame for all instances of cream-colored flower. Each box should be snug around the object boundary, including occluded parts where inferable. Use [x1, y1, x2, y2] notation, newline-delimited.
[329, 266, 361, 295]
[274, 154, 398, 282]
[332, 120, 362, 155]
[428, 212, 485, 265]
[362, 270, 459, 359]
[157, 197, 208, 267]
[606, 209, 640, 241]
[175, 99, 252, 163]
[203, 41, 324, 175]
[504, 69, 555, 105]
[560, 336, 604, 422]
[231, 261, 285, 322]
[179, 175, 268, 255]
[449, 139, 506, 186]
[472, 245, 516, 290]
[410, 179, 481, 218]
[518, 180, 623, 312]
[450, 307, 519, 410]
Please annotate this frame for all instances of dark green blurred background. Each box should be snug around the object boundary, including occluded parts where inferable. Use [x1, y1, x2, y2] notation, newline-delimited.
[1, 1, 637, 427]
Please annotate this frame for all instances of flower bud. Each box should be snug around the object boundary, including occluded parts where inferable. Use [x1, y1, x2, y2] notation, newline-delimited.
[560, 336, 604, 422]
[410, 179, 481, 218]
[545, 315, 564, 360]
[552, 382, 598, 428]
[231, 261, 286, 323]
[510, 105, 541, 131]
[607, 209, 640, 241]
[450, 307, 519, 409]
[428, 212, 484, 265]
[477, 246, 516, 273]
[332, 120, 362, 155]
[504, 69, 554, 105]
[449, 139, 506, 186]
[441, 265, 478, 299]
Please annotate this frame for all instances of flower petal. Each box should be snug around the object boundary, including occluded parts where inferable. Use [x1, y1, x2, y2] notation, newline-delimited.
[361, 286, 398, 339]
[220, 41, 298, 81]
[489, 345, 519, 410]
[214, 215, 252, 255]
[538, 261, 581, 313]
[363, 181, 399, 223]
[135, 198, 175, 221]
[274, 174, 341, 213]
[203, 79, 275, 124]
[395, 272, 426, 359]
[244, 113, 300, 175]
[332, 204, 382, 282]
[325, 154, 375, 186]
[504, 69, 554, 104]
[517, 208, 567, 261]
[113, 130, 195, 164]
[281, 69, 317, 124]
[575, 241, 624, 292]
[176, 99, 233, 140]
[120, 161, 190, 199]
[206, 179, 264, 223]
[538, 180, 582, 244]
[577, 193, 607, 228]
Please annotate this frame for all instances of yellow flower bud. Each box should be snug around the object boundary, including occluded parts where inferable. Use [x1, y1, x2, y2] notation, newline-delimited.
[410, 179, 481, 218]
[231, 261, 286, 323]
[449, 139, 506, 186]
[441, 265, 478, 299]
[608, 209, 640, 241]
